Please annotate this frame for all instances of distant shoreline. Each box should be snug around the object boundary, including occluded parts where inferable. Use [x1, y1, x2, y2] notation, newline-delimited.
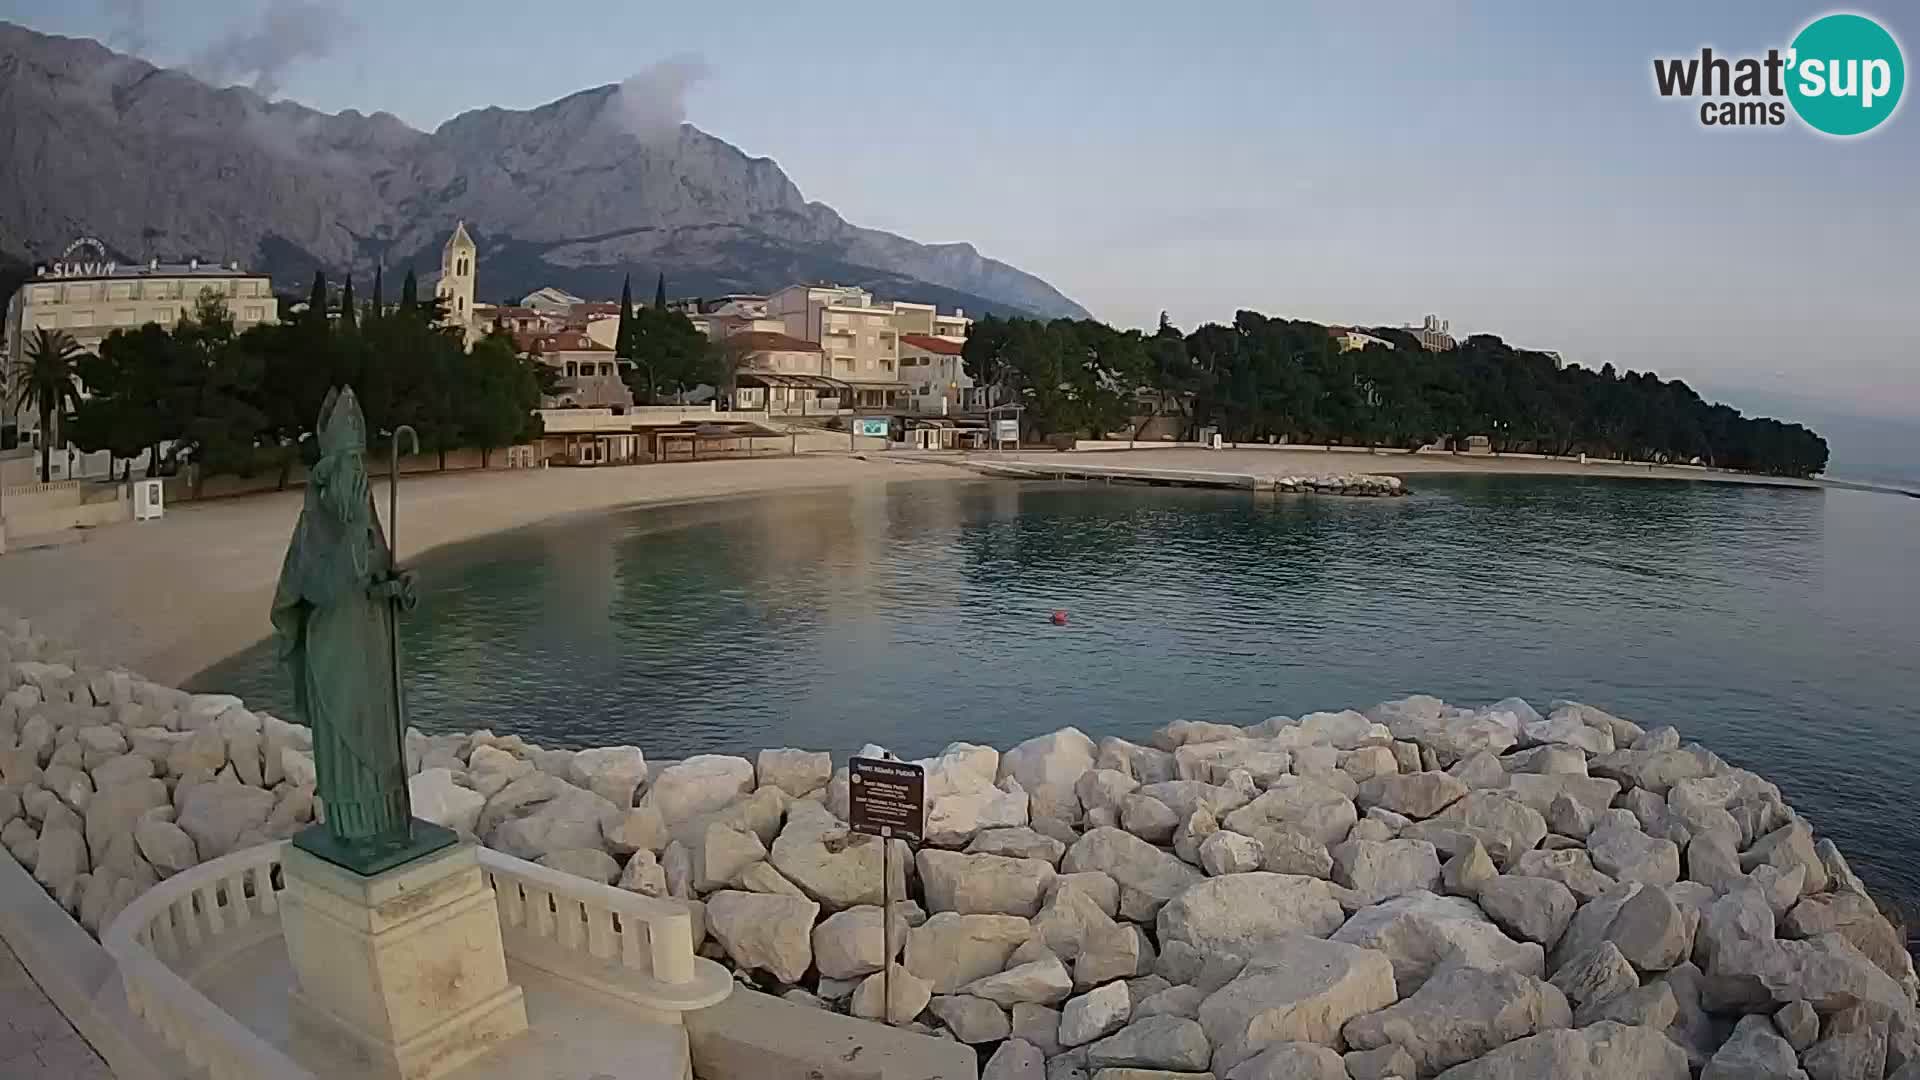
[980, 445, 1826, 490]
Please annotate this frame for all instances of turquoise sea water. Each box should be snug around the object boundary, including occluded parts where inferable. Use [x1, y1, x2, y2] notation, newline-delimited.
[198, 475, 1920, 911]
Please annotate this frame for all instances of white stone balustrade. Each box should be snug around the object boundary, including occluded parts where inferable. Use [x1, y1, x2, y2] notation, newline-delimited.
[101, 840, 730, 1079]
[102, 841, 312, 1080]
[478, 847, 733, 1019]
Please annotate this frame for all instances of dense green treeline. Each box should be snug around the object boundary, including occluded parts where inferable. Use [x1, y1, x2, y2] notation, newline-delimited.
[962, 311, 1829, 478]
[54, 276, 547, 487]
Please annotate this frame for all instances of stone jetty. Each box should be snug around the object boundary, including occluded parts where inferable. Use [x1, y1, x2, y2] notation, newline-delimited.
[2, 610, 1915, 1079]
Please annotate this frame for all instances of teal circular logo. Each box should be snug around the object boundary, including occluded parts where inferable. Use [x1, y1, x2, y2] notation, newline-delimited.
[1787, 13, 1905, 136]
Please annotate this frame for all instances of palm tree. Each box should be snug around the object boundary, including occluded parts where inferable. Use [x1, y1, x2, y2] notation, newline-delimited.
[13, 329, 85, 482]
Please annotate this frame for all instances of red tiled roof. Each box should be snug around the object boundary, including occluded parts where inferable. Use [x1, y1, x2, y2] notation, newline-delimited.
[900, 333, 963, 356]
[727, 331, 822, 353]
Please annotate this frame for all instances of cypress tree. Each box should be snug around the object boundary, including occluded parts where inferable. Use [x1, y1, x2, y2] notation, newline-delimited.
[616, 274, 635, 359]
[371, 265, 385, 319]
[307, 270, 328, 325]
[339, 274, 357, 332]
[400, 268, 419, 314]
[653, 272, 667, 309]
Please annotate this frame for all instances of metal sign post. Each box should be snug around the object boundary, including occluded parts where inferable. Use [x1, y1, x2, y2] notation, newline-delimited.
[849, 755, 925, 1024]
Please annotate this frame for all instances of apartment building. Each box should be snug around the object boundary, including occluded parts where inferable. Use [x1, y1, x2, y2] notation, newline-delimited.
[766, 284, 904, 410]
[900, 334, 980, 414]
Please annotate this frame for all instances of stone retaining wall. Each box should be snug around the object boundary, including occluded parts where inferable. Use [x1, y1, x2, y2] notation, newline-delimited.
[2, 610, 1915, 1079]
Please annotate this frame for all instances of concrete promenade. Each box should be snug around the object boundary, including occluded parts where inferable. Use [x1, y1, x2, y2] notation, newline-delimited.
[0, 937, 110, 1080]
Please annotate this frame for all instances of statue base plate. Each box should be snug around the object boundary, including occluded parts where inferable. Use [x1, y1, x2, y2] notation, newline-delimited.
[292, 819, 459, 877]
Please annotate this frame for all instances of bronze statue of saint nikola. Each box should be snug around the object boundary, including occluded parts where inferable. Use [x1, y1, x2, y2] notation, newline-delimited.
[273, 386, 454, 874]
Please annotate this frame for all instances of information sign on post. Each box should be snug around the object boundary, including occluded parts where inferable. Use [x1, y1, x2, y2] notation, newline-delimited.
[848, 756, 924, 1022]
[848, 757, 925, 843]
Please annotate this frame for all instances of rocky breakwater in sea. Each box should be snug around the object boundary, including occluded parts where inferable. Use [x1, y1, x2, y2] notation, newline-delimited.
[1270, 473, 1407, 497]
[3, 609, 1917, 1080]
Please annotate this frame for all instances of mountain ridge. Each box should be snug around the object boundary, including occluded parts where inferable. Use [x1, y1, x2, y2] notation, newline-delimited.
[0, 21, 1089, 318]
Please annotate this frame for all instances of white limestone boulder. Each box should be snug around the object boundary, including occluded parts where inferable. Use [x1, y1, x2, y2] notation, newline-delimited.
[1059, 981, 1130, 1047]
[755, 748, 832, 797]
[1356, 772, 1468, 819]
[1197, 936, 1398, 1072]
[1586, 819, 1681, 887]
[904, 912, 1035, 991]
[915, 742, 1000, 797]
[1086, 1014, 1212, 1072]
[962, 955, 1074, 1007]
[926, 779, 1030, 847]
[1331, 838, 1441, 904]
[918, 849, 1056, 918]
[486, 781, 619, 861]
[1222, 777, 1357, 848]
[704, 889, 818, 984]
[1433, 1022, 1689, 1079]
[1476, 875, 1577, 949]
[408, 768, 484, 838]
[645, 755, 754, 824]
[929, 994, 1010, 1043]
[969, 826, 1067, 864]
[566, 746, 647, 808]
[175, 779, 275, 860]
[849, 966, 932, 1025]
[980, 1038, 1044, 1080]
[1157, 872, 1344, 960]
[1342, 965, 1572, 1077]
[996, 727, 1096, 823]
[1198, 831, 1264, 876]
[1406, 790, 1547, 871]
[1330, 890, 1545, 995]
[1062, 827, 1204, 911]
[767, 802, 907, 910]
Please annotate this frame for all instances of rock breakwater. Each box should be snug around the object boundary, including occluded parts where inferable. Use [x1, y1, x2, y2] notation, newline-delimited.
[2, 612, 1914, 1079]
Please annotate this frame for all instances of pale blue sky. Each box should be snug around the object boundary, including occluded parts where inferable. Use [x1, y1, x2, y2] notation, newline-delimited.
[6, 1, 1918, 427]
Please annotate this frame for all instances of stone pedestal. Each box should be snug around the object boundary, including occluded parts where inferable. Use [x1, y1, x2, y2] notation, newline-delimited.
[282, 840, 528, 1080]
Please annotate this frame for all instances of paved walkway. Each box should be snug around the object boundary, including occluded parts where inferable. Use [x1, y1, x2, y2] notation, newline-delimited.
[0, 937, 110, 1078]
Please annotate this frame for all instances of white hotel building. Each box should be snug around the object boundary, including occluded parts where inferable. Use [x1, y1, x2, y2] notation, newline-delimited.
[2, 239, 276, 471]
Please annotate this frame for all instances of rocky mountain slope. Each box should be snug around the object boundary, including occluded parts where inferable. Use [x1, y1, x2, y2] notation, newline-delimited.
[0, 21, 1088, 317]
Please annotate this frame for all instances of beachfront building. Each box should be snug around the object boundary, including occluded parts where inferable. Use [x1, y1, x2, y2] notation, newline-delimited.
[1411, 314, 1456, 351]
[725, 331, 850, 415]
[2, 237, 277, 469]
[435, 221, 479, 343]
[1333, 329, 1395, 352]
[767, 284, 906, 410]
[523, 329, 635, 416]
[901, 334, 980, 414]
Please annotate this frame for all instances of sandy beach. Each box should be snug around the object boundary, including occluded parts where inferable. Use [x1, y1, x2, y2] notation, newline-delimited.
[0, 454, 959, 686]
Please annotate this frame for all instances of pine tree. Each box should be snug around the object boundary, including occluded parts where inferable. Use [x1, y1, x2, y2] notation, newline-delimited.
[371, 265, 385, 319]
[616, 274, 635, 359]
[339, 275, 357, 333]
[653, 272, 667, 310]
[307, 271, 328, 325]
[400, 268, 419, 314]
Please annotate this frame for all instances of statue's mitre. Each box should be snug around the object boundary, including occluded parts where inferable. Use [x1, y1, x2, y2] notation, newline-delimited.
[318, 386, 368, 455]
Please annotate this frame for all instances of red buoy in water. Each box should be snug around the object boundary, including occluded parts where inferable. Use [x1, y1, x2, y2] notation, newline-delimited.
[1051, 610, 1069, 626]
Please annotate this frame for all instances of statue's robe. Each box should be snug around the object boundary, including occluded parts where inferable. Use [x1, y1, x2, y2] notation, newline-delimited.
[270, 474, 409, 844]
